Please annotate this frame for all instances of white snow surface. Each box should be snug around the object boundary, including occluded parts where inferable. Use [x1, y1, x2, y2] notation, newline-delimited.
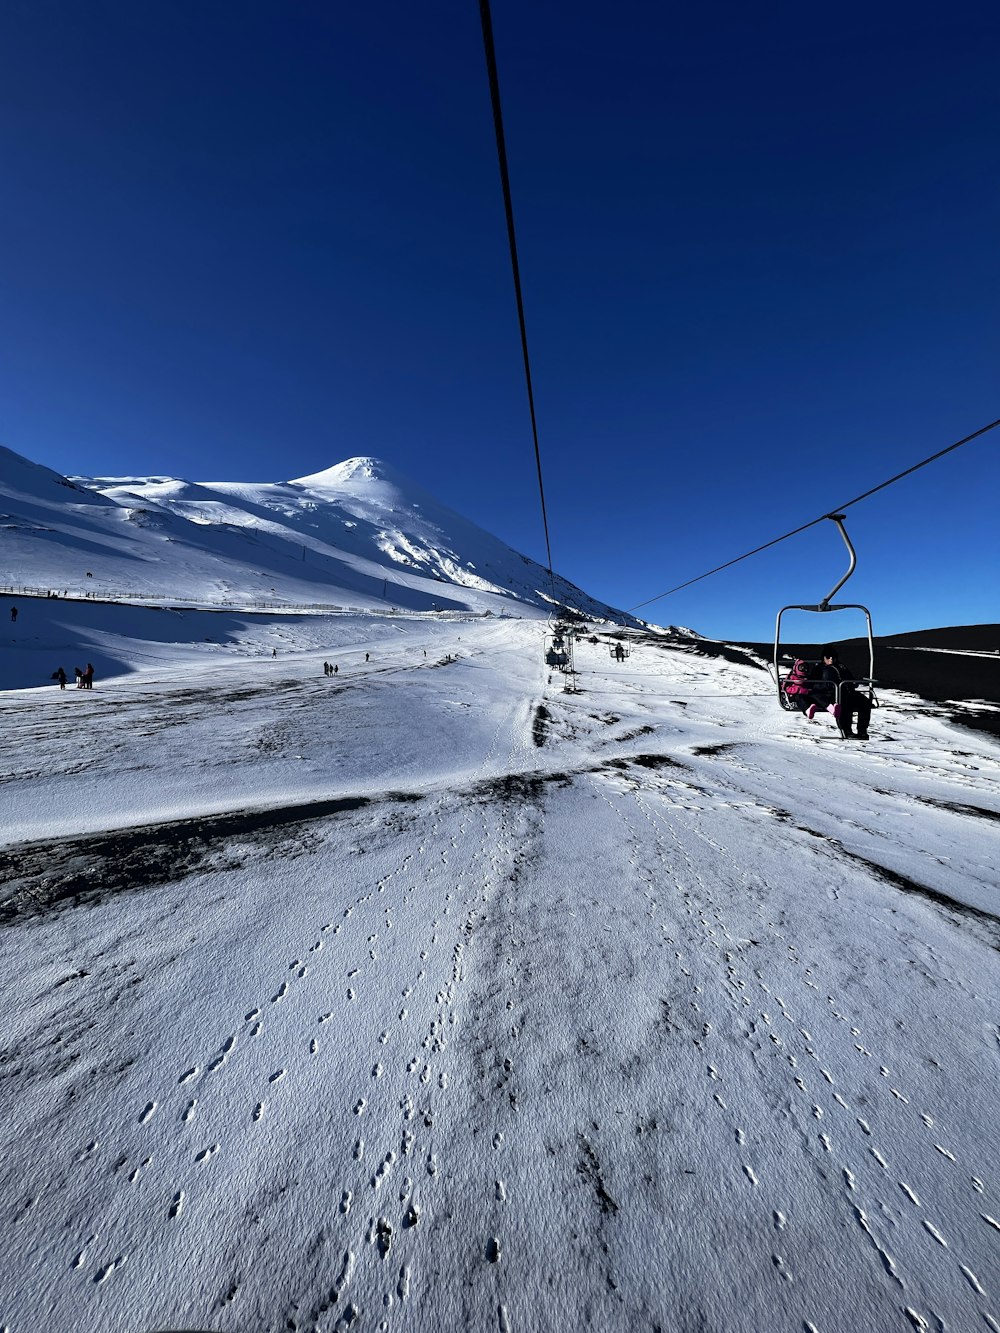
[2, 600, 999, 1333]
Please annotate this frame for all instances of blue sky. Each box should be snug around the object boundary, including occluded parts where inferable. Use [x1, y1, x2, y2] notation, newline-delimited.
[1, 1, 997, 639]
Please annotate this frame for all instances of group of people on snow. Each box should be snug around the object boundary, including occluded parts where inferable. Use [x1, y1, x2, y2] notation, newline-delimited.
[51, 664, 95, 691]
[784, 647, 872, 740]
[323, 653, 370, 676]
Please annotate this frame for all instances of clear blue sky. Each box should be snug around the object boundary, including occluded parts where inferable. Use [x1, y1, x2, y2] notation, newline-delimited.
[2, 1, 997, 639]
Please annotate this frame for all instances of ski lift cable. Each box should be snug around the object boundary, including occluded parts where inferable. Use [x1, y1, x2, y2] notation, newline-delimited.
[628, 415, 1000, 612]
[478, 0, 555, 582]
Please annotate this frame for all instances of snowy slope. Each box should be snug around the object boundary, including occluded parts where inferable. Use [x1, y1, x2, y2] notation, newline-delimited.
[0, 444, 635, 622]
[1, 610, 998, 1333]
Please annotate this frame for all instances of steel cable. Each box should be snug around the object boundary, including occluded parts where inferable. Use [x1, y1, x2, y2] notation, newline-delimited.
[629, 416, 1000, 612]
[479, 0, 555, 582]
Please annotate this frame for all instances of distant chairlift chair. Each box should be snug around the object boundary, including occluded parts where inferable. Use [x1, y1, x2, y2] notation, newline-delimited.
[545, 632, 570, 669]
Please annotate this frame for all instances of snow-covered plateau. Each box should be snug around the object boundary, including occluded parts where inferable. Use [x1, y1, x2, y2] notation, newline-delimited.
[1, 446, 998, 1333]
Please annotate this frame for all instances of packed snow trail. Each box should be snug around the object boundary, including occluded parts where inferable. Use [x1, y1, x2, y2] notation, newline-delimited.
[1, 619, 997, 1332]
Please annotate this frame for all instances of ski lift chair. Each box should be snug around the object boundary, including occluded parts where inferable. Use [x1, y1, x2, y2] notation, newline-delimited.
[774, 515, 878, 729]
[544, 633, 570, 669]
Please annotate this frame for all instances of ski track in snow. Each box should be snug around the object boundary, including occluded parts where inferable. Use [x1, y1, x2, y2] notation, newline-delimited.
[0, 621, 997, 1332]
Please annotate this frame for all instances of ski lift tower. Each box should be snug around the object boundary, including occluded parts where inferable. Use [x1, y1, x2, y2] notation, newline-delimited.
[544, 628, 579, 692]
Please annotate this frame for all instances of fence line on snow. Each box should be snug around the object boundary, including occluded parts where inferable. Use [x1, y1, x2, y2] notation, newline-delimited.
[0, 583, 499, 619]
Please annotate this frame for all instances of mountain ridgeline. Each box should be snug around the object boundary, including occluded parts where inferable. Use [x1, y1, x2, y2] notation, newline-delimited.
[0, 447, 638, 623]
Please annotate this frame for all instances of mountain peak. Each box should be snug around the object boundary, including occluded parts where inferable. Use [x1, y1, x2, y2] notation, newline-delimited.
[289, 457, 397, 489]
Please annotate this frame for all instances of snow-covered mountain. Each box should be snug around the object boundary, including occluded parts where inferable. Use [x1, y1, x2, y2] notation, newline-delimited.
[0, 444, 636, 623]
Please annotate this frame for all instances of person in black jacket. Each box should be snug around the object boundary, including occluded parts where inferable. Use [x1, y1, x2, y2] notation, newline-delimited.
[817, 646, 872, 740]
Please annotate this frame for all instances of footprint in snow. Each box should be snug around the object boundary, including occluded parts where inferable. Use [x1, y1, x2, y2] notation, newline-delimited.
[372, 1152, 396, 1189]
[771, 1254, 793, 1283]
[128, 1157, 151, 1184]
[207, 1037, 235, 1072]
[72, 1237, 96, 1271]
[94, 1257, 126, 1285]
